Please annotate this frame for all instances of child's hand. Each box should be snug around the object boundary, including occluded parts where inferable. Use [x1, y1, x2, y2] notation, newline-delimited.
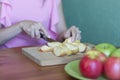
[63, 26, 81, 42]
[19, 20, 48, 39]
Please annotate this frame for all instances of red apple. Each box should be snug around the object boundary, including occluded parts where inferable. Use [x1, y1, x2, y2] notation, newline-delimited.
[104, 57, 120, 80]
[85, 50, 107, 63]
[79, 50, 104, 79]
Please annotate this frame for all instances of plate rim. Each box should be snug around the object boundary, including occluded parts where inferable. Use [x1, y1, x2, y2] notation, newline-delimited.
[64, 60, 89, 80]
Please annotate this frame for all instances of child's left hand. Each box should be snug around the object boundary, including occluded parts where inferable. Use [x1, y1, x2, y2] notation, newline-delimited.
[62, 26, 81, 42]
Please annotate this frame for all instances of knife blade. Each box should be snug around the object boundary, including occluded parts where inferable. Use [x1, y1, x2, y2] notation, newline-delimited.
[40, 32, 56, 42]
[44, 37, 57, 42]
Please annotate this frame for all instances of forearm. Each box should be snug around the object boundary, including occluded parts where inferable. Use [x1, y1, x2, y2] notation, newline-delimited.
[0, 23, 22, 45]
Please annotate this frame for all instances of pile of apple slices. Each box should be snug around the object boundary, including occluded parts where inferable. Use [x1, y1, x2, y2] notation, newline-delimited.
[39, 38, 93, 57]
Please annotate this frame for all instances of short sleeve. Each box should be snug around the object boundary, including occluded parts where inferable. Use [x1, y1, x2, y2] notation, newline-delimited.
[0, 0, 12, 27]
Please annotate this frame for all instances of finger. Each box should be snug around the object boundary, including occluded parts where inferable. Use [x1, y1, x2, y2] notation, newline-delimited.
[64, 30, 71, 38]
[71, 26, 81, 40]
[76, 28, 81, 40]
[71, 27, 77, 41]
[34, 26, 40, 39]
[76, 32, 81, 40]
[30, 26, 35, 38]
[37, 23, 48, 37]
[26, 28, 31, 35]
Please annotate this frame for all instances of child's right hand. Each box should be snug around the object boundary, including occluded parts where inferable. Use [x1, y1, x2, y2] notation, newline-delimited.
[18, 20, 48, 39]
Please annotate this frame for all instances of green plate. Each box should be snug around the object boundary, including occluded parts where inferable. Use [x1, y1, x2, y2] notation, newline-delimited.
[64, 60, 106, 80]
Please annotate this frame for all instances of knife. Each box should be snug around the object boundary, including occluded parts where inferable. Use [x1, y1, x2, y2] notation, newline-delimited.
[40, 32, 56, 42]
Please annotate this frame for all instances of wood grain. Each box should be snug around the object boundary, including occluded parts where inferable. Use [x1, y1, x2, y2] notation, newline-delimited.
[0, 47, 77, 80]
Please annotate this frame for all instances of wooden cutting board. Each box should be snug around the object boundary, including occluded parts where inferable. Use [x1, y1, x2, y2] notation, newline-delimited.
[22, 43, 95, 66]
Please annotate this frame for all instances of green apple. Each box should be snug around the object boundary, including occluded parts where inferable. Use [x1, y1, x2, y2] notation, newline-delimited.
[110, 48, 120, 57]
[95, 43, 116, 57]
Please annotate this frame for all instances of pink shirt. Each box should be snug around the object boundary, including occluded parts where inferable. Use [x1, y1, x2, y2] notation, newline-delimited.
[0, 0, 61, 49]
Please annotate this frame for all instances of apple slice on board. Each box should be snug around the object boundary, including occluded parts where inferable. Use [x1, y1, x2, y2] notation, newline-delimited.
[40, 45, 53, 52]
[39, 37, 94, 57]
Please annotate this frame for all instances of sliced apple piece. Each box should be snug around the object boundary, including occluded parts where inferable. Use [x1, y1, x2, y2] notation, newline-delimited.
[64, 43, 79, 54]
[72, 42, 87, 53]
[77, 43, 87, 53]
[62, 45, 72, 56]
[47, 42, 62, 48]
[74, 40, 81, 43]
[40, 45, 53, 52]
[63, 37, 72, 43]
[53, 46, 66, 57]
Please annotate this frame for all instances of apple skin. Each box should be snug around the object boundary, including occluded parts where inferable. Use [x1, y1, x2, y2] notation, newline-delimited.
[85, 50, 107, 63]
[104, 57, 120, 80]
[110, 48, 120, 57]
[95, 43, 116, 57]
[79, 50, 106, 79]
[79, 55, 103, 79]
